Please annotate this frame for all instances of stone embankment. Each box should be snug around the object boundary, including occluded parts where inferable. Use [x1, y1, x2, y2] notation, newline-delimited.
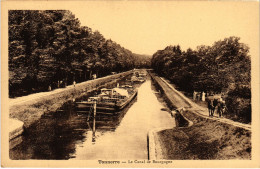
[147, 71, 251, 160]
[9, 118, 24, 149]
[9, 70, 133, 139]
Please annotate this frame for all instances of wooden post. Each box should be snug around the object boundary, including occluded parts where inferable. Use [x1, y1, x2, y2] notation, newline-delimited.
[92, 100, 96, 142]
[93, 100, 96, 119]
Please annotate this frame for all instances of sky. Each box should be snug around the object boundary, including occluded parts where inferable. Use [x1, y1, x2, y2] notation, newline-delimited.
[70, 1, 259, 57]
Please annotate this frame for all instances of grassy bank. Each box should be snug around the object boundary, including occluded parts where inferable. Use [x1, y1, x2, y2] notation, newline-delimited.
[149, 72, 191, 110]
[157, 110, 251, 159]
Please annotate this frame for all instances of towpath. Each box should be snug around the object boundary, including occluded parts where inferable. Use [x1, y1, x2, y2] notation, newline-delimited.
[9, 88, 69, 106]
[156, 75, 251, 131]
[9, 71, 130, 107]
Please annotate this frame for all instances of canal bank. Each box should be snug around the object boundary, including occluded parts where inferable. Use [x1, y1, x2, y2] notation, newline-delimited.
[9, 70, 133, 133]
[70, 77, 175, 160]
[10, 73, 176, 160]
[148, 71, 251, 160]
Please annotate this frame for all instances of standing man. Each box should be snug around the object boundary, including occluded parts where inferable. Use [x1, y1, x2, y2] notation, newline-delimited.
[197, 92, 201, 101]
[207, 99, 213, 116]
[48, 85, 52, 91]
[219, 100, 226, 117]
[193, 91, 197, 100]
[216, 98, 224, 117]
[212, 98, 218, 116]
[216, 100, 221, 117]
[202, 91, 206, 101]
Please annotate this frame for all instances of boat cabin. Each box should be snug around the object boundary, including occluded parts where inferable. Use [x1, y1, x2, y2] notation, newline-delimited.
[87, 96, 101, 102]
[100, 88, 114, 97]
[99, 88, 129, 100]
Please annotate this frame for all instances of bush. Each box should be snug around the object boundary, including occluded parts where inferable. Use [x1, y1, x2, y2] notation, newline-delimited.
[226, 87, 251, 123]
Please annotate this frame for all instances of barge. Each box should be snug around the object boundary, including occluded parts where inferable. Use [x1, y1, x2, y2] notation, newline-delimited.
[76, 87, 137, 114]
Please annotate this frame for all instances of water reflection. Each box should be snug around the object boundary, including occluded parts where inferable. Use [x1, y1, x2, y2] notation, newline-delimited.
[71, 79, 175, 160]
[10, 77, 175, 160]
[10, 106, 89, 159]
[10, 96, 137, 160]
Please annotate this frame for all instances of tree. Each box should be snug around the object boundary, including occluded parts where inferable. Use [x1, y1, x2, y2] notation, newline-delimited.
[151, 36, 251, 123]
[9, 10, 150, 97]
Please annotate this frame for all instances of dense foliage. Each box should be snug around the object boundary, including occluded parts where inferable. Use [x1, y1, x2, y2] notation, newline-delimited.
[151, 37, 251, 123]
[9, 10, 150, 97]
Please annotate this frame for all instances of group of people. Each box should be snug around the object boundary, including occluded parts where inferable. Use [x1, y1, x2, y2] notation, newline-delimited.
[48, 80, 77, 91]
[193, 91, 206, 101]
[207, 98, 226, 117]
[193, 91, 227, 118]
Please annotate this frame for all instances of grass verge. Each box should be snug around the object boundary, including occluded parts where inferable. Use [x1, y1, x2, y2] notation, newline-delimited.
[157, 110, 251, 159]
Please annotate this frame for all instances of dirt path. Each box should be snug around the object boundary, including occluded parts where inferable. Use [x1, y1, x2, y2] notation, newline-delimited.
[9, 71, 132, 107]
[9, 78, 98, 107]
[159, 77, 251, 131]
[9, 88, 67, 106]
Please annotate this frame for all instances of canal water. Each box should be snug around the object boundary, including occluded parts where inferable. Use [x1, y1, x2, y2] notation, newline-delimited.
[10, 76, 175, 160]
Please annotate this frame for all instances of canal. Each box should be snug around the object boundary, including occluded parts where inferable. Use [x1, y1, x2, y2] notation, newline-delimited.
[10, 75, 175, 160]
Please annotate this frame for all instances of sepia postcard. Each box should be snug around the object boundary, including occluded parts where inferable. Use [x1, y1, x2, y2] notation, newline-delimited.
[1, 0, 260, 168]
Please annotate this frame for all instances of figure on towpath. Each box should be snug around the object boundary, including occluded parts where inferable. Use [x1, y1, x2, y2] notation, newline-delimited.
[212, 98, 218, 116]
[217, 100, 226, 118]
[197, 92, 201, 101]
[193, 91, 197, 100]
[202, 91, 206, 101]
[207, 99, 214, 116]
